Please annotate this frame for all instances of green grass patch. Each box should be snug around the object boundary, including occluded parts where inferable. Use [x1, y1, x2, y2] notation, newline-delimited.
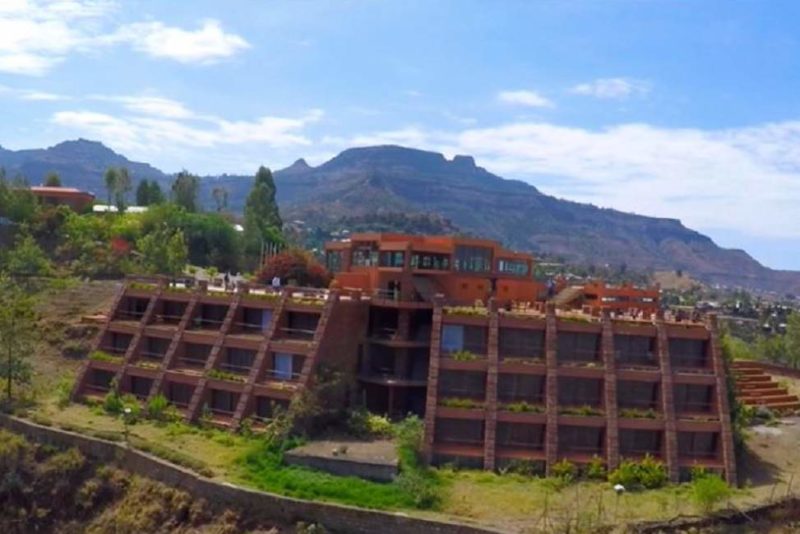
[234, 442, 440, 510]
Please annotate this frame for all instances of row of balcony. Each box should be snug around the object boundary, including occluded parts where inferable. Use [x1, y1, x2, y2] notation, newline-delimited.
[92, 333, 306, 387]
[439, 324, 714, 372]
[435, 370, 719, 420]
[84, 367, 291, 424]
[431, 419, 722, 466]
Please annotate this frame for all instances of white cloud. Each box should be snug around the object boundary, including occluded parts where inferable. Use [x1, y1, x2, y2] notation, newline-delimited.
[570, 77, 651, 99]
[329, 120, 800, 242]
[497, 90, 553, 108]
[0, 2, 249, 75]
[110, 20, 249, 64]
[20, 90, 67, 101]
[51, 98, 323, 168]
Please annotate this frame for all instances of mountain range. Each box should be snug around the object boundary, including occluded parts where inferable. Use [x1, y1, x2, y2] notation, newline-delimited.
[1, 139, 798, 295]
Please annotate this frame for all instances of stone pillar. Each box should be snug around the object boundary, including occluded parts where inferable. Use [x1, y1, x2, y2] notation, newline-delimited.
[544, 302, 559, 474]
[483, 299, 499, 470]
[423, 295, 445, 464]
[656, 317, 680, 483]
[602, 312, 620, 471]
[706, 313, 738, 485]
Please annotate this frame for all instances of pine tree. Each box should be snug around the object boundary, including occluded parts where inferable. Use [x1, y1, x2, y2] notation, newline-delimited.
[243, 166, 284, 267]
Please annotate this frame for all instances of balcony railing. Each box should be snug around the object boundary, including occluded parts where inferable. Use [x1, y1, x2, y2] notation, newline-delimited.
[138, 350, 166, 360]
[497, 439, 544, 450]
[233, 321, 266, 333]
[276, 327, 316, 342]
[675, 402, 714, 413]
[176, 357, 207, 368]
[218, 362, 253, 375]
[557, 347, 602, 364]
[679, 450, 718, 460]
[263, 368, 302, 382]
[670, 355, 709, 370]
[188, 317, 225, 330]
[615, 351, 659, 368]
[150, 313, 185, 325]
[114, 310, 145, 321]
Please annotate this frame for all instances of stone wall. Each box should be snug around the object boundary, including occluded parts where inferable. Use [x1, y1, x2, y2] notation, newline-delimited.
[0, 415, 496, 534]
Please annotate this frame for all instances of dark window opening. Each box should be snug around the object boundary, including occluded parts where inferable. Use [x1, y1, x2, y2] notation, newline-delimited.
[500, 328, 544, 360]
[559, 425, 604, 454]
[617, 381, 660, 410]
[557, 332, 601, 363]
[496, 423, 544, 450]
[434, 418, 484, 444]
[674, 384, 714, 413]
[558, 377, 603, 407]
[438, 370, 486, 399]
[498, 374, 545, 404]
[615, 335, 657, 366]
[620, 429, 662, 456]
[669, 338, 708, 369]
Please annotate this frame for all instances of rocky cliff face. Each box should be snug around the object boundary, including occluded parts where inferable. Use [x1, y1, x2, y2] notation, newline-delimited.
[1, 140, 797, 293]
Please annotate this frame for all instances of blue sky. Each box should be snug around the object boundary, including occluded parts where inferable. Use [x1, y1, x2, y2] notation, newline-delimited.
[1, 1, 800, 269]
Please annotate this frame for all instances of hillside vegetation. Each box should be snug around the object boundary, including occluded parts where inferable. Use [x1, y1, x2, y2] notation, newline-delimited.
[2, 141, 798, 294]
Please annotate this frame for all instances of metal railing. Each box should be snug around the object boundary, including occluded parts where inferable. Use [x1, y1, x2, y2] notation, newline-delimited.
[233, 321, 266, 333]
[670, 355, 710, 369]
[138, 350, 165, 360]
[675, 402, 713, 412]
[188, 317, 225, 330]
[615, 350, 659, 366]
[114, 310, 145, 321]
[150, 313, 185, 325]
[98, 345, 128, 355]
[557, 347, 602, 363]
[263, 369, 302, 381]
[496, 440, 544, 450]
[276, 327, 316, 342]
[176, 357, 207, 368]
[218, 362, 253, 374]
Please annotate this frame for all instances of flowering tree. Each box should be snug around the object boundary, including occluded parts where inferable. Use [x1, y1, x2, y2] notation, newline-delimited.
[257, 249, 331, 288]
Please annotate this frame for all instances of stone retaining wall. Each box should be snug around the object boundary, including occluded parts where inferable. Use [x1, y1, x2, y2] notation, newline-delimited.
[0, 415, 496, 534]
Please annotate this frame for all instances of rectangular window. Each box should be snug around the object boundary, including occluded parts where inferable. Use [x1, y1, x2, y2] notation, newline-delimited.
[352, 246, 379, 267]
[558, 426, 604, 454]
[411, 253, 450, 270]
[558, 377, 603, 407]
[167, 382, 193, 406]
[325, 250, 343, 272]
[617, 381, 659, 409]
[438, 370, 486, 399]
[669, 338, 708, 369]
[497, 259, 529, 276]
[379, 251, 405, 268]
[498, 374, 545, 403]
[441, 324, 464, 352]
[674, 384, 714, 413]
[499, 328, 544, 360]
[678, 432, 718, 458]
[222, 348, 255, 373]
[496, 423, 544, 449]
[454, 246, 492, 273]
[210, 389, 239, 414]
[614, 335, 657, 366]
[619, 429, 662, 456]
[434, 418, 484, 444]
[274, 353, 295, 380]
[557, 332, 601, 363]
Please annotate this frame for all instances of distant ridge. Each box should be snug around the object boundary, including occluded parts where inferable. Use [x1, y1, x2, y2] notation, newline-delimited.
[0, 139, 797, 294]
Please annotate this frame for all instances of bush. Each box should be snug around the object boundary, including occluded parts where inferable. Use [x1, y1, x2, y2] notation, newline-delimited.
[146, 393, 169, 421]
[585, 455, 606, 480]
[393, 415, 424, 460]
[103, 387, 123, 415]
[347, 409, 393, 438]
[550, 459, 576, 482]
[608, 455, 668, 490]
[56, 376, 74, 409]
[395, 469, 439, 509]
[691, 472, 732, 513]
[500, 459, 543, 477]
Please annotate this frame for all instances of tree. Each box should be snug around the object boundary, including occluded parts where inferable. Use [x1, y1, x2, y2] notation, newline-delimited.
[0, 276, 36, 403]
[257, 249, 331, 288]
[104, 167, 118, 206]
[137, 228, 188, 276]
[786, 312, 800, 369]
[136, 180, 166, 207]
[212, 186, 228, 212]
[243, 166, 284, 266]
[171, 171, 199, 212]
[114, 167, 132, 213]
[4, 232, 52, 277]
[44, 172, 61, 187]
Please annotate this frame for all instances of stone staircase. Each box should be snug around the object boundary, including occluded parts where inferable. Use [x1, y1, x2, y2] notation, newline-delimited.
[732, 361, 800, 413]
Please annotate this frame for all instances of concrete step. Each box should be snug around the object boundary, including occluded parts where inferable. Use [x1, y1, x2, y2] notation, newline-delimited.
[740, 387, 789, 398]
[731, 361, 763, 369]
[734, 368, 768, 376]
[737, 382, 782, 391]
[737, 375, 772, 383]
